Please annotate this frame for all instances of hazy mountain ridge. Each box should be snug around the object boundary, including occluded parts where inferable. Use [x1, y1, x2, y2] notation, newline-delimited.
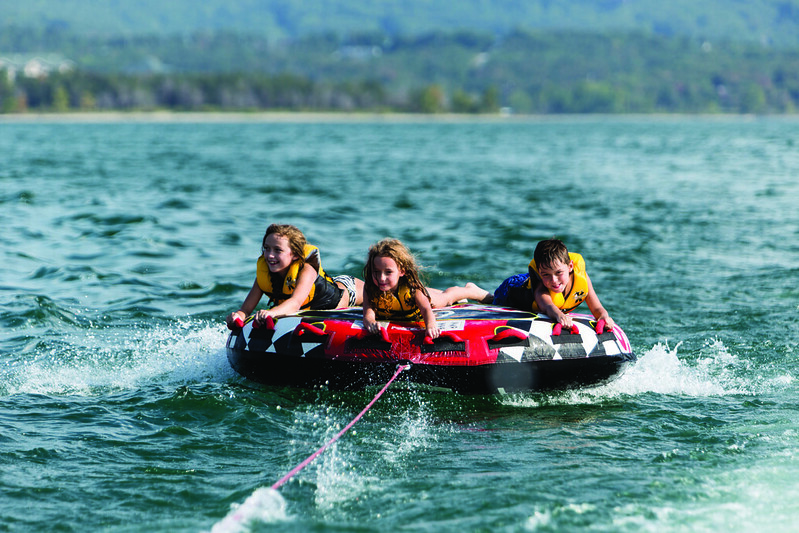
[4, 0, 799, 47]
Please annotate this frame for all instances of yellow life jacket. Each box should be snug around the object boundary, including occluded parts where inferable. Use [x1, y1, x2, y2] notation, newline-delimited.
[256, 244, 341, 309]
[371, 280, 424, 321]
[527, 252, 589, 313]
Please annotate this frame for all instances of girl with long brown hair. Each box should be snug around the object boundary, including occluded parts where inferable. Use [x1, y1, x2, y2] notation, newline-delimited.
[226, 224, 364, 328]
[362, 238, 491, 339]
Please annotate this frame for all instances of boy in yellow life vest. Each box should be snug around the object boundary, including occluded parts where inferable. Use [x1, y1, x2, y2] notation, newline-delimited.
[493, 239, 615, 330]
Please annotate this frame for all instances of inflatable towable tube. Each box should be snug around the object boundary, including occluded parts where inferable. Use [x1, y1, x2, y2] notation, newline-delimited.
[225, 304, 635, 394]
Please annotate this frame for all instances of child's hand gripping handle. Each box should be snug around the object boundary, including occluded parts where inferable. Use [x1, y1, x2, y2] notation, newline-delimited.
[359, 326, 391, 343]
[424, 331, 464, 344]
[552, 323, 579, 336]
[253, 315, 275, 330]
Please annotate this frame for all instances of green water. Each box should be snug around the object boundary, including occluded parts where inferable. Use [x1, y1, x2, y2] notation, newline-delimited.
[1, 116, 798, 532]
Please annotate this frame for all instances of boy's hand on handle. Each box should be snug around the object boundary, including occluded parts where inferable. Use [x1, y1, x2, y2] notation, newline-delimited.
[426, 323, 440, 340]
[596, 314, 615, 332]
[552, 323, 579, 336]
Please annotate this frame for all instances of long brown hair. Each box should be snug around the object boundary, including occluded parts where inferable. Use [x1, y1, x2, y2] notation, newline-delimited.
[262, 224, 306, 265]
[363, 238, 430, 302]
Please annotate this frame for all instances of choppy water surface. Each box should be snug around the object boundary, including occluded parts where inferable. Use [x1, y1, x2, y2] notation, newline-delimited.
[1, 115, 798, 532]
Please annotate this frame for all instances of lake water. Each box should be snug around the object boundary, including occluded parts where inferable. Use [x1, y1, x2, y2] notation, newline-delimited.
[1, 114, 798, 532]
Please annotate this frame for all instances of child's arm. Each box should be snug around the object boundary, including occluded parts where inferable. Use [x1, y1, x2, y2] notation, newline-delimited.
[533, 284, 573, 328]
[583, 273, 615, 330]
[254, 263, 317, 324]
[362, 294, 381, 335]
[226, 280, 263, 329]
[415, 290, 440, 339]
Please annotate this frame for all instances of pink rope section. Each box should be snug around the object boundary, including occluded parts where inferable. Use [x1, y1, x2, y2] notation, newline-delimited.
[271, 363, 410, 490]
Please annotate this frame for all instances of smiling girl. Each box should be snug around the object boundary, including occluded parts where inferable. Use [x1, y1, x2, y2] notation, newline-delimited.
[226, 224, 363, 329]
[362, 238, 491, 339]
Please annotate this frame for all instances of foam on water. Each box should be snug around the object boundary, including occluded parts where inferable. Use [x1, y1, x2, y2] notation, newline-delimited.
[609, 341, 735, 396]
[594, 444, 799, 533]
[4, 119, 799, 532]
[606, 338, 795, 397]
[212, 388, 439, 527]
[501, 336, 795, 409]
[209, 488, 289, 532]
[2, 321, 235, 396]
[297, 394, 434, 509]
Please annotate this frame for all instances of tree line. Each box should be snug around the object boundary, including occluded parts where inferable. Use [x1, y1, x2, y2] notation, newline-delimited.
[3, 29, 799, 114]
[0, 70, 502, 113]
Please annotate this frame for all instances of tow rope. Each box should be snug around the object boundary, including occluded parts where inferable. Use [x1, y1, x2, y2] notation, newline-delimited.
[271, 363, 410, 490]
[212, 364, 411, 532]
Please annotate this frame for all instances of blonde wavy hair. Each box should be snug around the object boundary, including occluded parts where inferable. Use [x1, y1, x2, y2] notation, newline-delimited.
[363, 238, 431, 304]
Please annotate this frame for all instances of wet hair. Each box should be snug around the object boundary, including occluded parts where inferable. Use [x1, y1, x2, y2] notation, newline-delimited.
[363, 238, 431, 302]
[262, 223, 306, 264]
[533, 238, 570, 270]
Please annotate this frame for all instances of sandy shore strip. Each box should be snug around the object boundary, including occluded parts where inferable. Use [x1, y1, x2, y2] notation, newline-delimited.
[0, 111, 783, 125]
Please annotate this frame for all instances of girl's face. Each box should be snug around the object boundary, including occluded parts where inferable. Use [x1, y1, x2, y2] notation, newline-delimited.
[371, 255, 404, 292]
[537, 259, 573, 294]
[262, 233, 297, 275]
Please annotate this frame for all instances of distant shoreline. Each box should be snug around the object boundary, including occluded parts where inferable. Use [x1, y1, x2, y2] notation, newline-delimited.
[1, 111, 505, 123]
[0, 111, 791, 123]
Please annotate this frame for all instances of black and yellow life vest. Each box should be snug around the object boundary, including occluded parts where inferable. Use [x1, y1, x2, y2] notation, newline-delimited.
[256, 244, 342, 310]
[527, 252, 589, 313]
[371, 280, 424, 321]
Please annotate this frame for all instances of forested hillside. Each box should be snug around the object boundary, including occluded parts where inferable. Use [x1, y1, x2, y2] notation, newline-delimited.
[3, 29, 797, 114]
[3, 1, 799, 114]
[4, 0, 799, 46]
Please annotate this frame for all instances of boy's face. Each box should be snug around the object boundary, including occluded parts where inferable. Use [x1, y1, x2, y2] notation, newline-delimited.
[537, 259, 573, 294]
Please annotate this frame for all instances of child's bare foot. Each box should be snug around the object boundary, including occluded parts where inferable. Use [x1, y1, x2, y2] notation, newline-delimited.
[466, 282, 494, 304]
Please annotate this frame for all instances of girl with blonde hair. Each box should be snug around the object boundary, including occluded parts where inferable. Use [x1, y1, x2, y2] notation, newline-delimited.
[362, 238, 491, 339]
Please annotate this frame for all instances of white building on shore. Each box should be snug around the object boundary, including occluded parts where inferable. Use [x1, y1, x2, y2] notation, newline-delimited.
[0, 54, 75, 81]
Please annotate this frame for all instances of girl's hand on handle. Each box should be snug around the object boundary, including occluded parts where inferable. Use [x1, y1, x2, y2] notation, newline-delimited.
[226, 310, 246, 330]
[364, 321, 380, 336]
[362, 322, 390, 342]
[253, 309, 273, 329]
[426, 323, 440, 340]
